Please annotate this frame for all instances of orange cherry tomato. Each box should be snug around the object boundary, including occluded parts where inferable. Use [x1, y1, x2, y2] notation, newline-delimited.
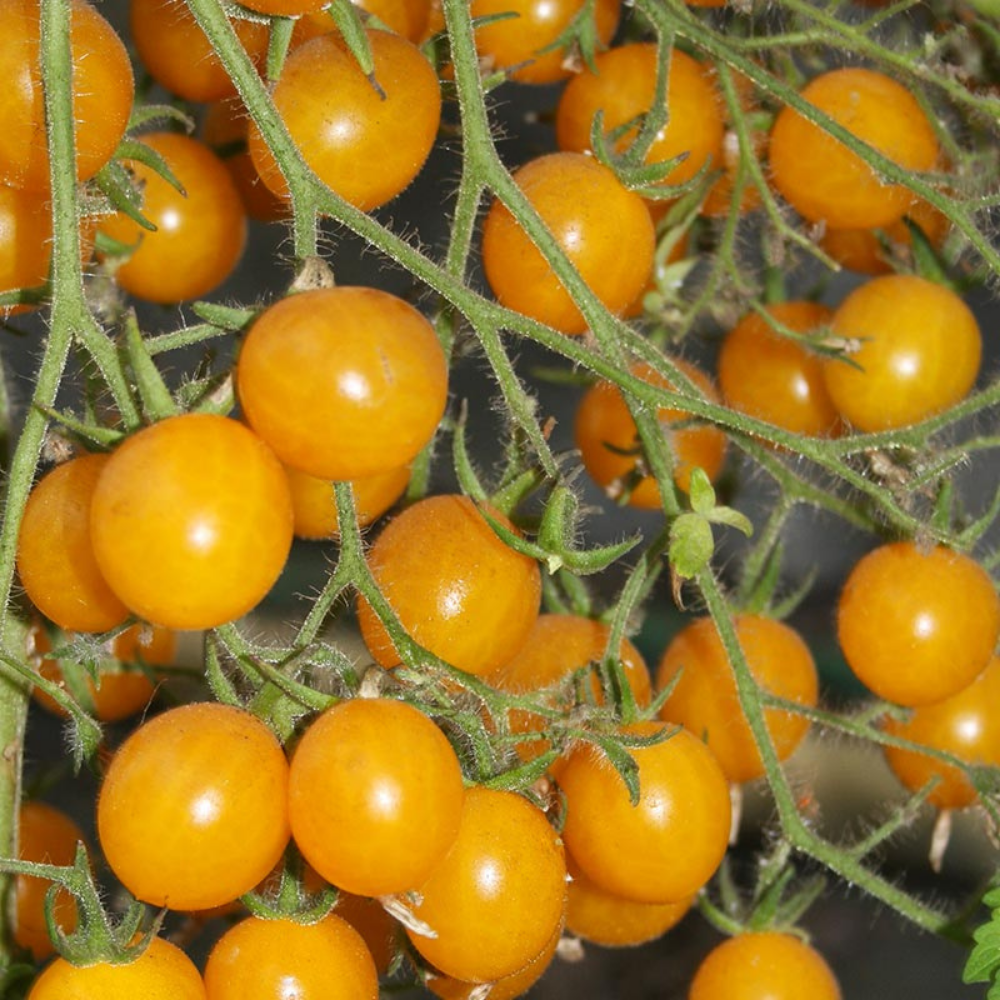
[822, 274, 980, 433]
[689, 932, 842, 1000]
[837, 541, 1000, 706]
[356, 495, 541, 677]
[883, 655, 1000, 810]
[656, 615, 819, 784]
[769, 67, 939, 229]
[203, 914, 379, 1000]
[237, 287, 448, 482]
[98, 132, 247, 304]
[89, 414, 293, 632]
[717, 301, 841, 437]
[575, 357, 727, 505]
[334, 893, 399, 974]
[17, 453, 129, 634]
[0, 183, 53, 315]
[248, 30, 441, 211]
[406, 786, 567, 984]
[558, 722, 731, 904]
[294, 0, 433, 43]
[15, 801, 83, 959]
[0, 0, 133, 191]
[288, 698, 465, 896]
[481, 151, 655, 335]
[97, 702, 291, 911]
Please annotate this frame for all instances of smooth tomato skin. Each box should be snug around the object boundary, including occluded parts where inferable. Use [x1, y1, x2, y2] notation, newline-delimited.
[883, 656, 1000, 810]
[203, 914, 379, 1000]
[689, 932, 842, 1000]
[98, 702, 291, 911]
[248, 30, 441, 210]
[27, 936, 207, 1000]
[98, 132, 247, 304]
[288, 698, 465, 896]
[837, 542, 1000, 707]
[717, 301, 841, 437]
[407, 786, 567, 984]
[238, 287, 448, 482]
[0, 0, 133, 191]
[481, 152, 655, 336]
[575, 357, 727, 505]
[89, 414, 293, 631]
[0, 183, 53, 314]
[470, 0, 620, 84]
[556, 44, 724, 192]
[656, 615, 819, 784]
[558, 723, 731, 904]
[357, 495, 542, 677]
[769, 67, 939, 229]
[15, 801, 83, 959]
[17, 454, 129, 633]
[822, 274, 980, 433]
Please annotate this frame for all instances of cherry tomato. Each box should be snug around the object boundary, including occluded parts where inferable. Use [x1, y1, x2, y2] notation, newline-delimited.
[555, 44, 724, 193]
[203, 914, 379, 1000]
[406, 786, 567, 984]
[288, 698, 465, 896]
[356, 494, 541, 677]
[334, 893, 399, 974]
[130, 0, 269, 103]
[656, 615, 818, 784]
[237, 287, 448, 482]
[17, 453, 129, 634]
[481, 152, 655, 335]
[690, 932, 842, 1000]
[769, 67, 939, 229]
[558, 722, 730, 904]
[717, 301, 840, 437]
[98, 132, 247, 304]
[294, 0, 433, 43]
[469, 0, 621, 85]
[0, 0, 133, 191]
[89, 414, 293, 632]
[821, 274, 980, 433]
[97, 702, 291, 911]
[837, 541, 1000, 706]
[0, 183, 53, 315]
[575, 357, 727, 505]
[883, 655, 1000, 810]
[15, 801, 83, 959]
[248, 30, 441, 211]
[26, 936, 207, 1000]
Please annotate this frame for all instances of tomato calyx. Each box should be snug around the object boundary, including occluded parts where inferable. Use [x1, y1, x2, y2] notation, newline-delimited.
[241, 847, 340, 926]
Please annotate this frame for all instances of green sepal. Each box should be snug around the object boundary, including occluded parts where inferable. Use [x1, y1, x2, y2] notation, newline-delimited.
[126, 102, 195, 133]
[191, 300, 259, 331]
[668, 512, 714, 579]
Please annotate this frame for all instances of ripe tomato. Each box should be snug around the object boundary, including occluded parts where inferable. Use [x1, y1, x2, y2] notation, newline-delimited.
[837, 542, 1000, 706]
[294, 0, 433, 43]
[334, 893, 398, 974]
[406, 786, 567, 984]
[717, 301, 841, 437]
[237, 287, 447, 482]
[481, 151, 655, 336]
[0, 0, 133, 191]
[130, 0, 269, 103]
[882, 655, 1000, 810]
[689, 932, 842, 1000]
[248, 30, 441, 211]
[0, 183, 53, 315]
[15, 801, 83, 959]
[769, 67, 939, 229]
[26, 936, 207, 1000]
[97, 702, 291, 911]
[98, 132, 247, 304]
[17, 453, 129, 634]
[822, 274, 980, 432]
[203, 914, 379, 1000]
[469, 0, 621, 85]
[558, 722, 731, 904]
[656, 615, 818, 784]
[555, 44, 724, 194]
[575, 357, 727, 505]
[89, 414, 293, 632]
[356, 495, 541, 677]
[288, 698, 465, 896]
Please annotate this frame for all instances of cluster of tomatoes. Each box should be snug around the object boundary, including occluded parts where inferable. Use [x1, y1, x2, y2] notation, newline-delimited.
[2, 0, 998, 997]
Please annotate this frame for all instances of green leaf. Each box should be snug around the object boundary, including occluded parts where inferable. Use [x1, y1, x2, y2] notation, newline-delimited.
[964, 915, 1000, 983]
[688, 468, 716, 515]
[705, 505, 754, 537]
[668, 513, 713, 579]
[191, 300, 259, 331]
